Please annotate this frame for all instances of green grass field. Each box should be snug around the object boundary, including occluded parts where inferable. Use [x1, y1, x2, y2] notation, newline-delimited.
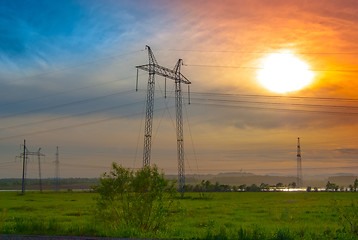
[0, 191, 357, 239]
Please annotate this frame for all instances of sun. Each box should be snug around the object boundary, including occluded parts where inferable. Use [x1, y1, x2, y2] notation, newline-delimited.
[257, 51, 314, 93]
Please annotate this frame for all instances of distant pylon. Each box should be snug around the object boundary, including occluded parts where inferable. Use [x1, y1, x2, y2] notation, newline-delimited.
[21, 139, 27, 195]
[55, 146, 60, 192]
[37, 148, 45, 192]
[297, 137, 303, 187]
[18, 140, 45, 195]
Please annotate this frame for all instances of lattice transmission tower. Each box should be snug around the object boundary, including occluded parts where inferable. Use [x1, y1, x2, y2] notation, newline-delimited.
[136, 45, 191, 196]
[17, 140, 45, 195]
[37, 148, 45, 192]
[297, 137, 303, 187]
[55, 146, 60, 192]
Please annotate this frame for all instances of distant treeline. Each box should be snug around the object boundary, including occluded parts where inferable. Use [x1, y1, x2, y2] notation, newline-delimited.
[185, 179, 358, 192]
[325, 179, 358, 192]
[0, 178, 99, 190]
[185, 180, 292, 192]
[1, 177, 357, 192]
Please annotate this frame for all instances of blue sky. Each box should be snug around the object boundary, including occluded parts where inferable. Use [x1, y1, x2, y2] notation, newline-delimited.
[0, 0, 170, 72]
[0, 0, 172, 113]
[2, 0, 100, 68]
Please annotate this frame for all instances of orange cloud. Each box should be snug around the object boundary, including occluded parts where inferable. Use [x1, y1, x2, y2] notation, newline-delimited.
[166, 0, 358, 98]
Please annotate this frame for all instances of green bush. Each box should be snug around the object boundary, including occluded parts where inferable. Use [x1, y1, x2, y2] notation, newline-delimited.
[94, 163, 177, 233]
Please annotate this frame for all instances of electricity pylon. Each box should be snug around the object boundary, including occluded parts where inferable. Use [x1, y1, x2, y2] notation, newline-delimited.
[297, 137, 302, 187]
[136, 45, 191, 196]
[20, 139, 27, 195]
[37, 148, 45, 192]
[17, 140, 45, 195]
[55, 146, 60, 192]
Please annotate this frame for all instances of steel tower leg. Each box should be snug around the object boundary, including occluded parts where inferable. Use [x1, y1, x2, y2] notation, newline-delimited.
[143, 73, 155, 167]
[175, 79, 185, 197]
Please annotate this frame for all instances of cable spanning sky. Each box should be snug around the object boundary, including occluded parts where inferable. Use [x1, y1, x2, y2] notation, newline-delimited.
[1, 0, 358, 179]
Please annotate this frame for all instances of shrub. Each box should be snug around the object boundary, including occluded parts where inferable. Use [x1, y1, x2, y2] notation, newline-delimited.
[94, 163, 177, 233]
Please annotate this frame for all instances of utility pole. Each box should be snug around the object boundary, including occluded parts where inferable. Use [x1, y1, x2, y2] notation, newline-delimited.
[136, 45, 191, 197]
[18, 140, 45, 194]
[297, 137, 302, 187]
[21, 139, 26, 195]
[55, 146, 59, 192]
[37, 148, 45, 192]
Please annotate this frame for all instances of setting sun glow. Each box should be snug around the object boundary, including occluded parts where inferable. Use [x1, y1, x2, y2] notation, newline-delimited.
[257, 52, 314, 93]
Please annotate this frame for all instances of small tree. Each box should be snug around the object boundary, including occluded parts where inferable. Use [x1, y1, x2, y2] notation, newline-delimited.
[239, 184, 246, 191]
[260, 183, 269, 191]
[306, 186, 312, 192]
[246, 184, 261, 192]
[94, 163, 177, 232]
[326, 181, 338, 191]
[214, 181, 220, 192]
[326, 181, 331, 191]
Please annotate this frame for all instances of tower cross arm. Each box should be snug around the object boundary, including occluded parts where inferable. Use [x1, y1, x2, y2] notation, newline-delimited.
[26, 151, 45, 156]
[136, 64, 191, 84]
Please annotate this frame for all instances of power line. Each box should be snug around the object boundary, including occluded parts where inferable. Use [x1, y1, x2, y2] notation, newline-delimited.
[3, 50, 144, 85]
[0, 161, 18, 166]
[133, 97, 146, 170]
[190, 91, 358, 102]
[189, 97, 358, 111]
[0, 94, 142, 131]
[191, 102, 358, 116]
[152, 79, 177, 144]
[0, 89, 136, 119]
[59, 163, 111, 169]
[3, 86, 354, 133]
[140, 88, 358, 102]
[180, 166, 358, 172]
[0, 74, 144, 109]
[0, 103, 176, 141]
[32, 164, 358, 172]
[184, 63, 358, 73]
[160, 49, 358, 55]
[184, 99, 201, 184]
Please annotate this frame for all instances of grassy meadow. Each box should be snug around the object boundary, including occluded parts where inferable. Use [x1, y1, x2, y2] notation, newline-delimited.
[0, 191, 357, 239]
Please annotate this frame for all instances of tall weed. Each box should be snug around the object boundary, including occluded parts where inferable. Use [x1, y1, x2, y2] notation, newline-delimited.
[335, 200, 358, 237]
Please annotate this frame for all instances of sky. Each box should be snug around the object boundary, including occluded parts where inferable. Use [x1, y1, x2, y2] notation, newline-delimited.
[1, 0, 358, 179]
